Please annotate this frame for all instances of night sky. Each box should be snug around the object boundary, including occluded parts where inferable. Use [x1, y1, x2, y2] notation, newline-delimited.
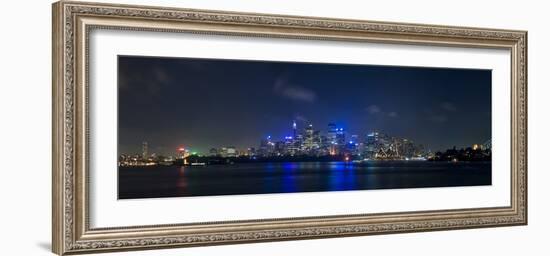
[118, 56, 491, 156]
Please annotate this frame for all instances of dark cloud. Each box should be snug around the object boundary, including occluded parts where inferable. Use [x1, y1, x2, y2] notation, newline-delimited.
[388, 112, 398, 118]
[293, 114, 308, 123]
[365, 105, 381, 114]
[274, 76, 317, 103]
[366, 105, 398, 118]
[280, 87, 317, 103]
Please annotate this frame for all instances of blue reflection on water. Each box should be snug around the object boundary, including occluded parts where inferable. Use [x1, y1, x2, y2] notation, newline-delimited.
[264, 163, 275, 172]
[281, 162, 298, 192]
[276, 161, 362, 192]
[328, 162, 347, 171]
[282, 162, 299, 171]
[327, 162, 358, 191]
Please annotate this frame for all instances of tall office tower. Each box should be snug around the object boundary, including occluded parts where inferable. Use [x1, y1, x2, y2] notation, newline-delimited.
[247, 147, 256, 156]
[348, 134, 360, 154]
[284, 136, 295, 155]
[326, 123, 337, 155]
[264, 139, 269, 156]
[259, 136, 275, 156]
[142, 141, 148, 160]
[327, 123, 337, 144]
[336, 128, 346, 146]
[350, 134, 359, 144]
[304, 124, 315, 150]
[366, 132, 378, 145]
[294, 134, 304, 154]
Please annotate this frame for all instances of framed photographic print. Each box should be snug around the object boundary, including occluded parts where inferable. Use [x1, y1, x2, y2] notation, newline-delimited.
[52, 1, 527, 255]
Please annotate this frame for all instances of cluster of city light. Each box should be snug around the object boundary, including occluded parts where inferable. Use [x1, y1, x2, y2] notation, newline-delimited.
[118, 153, 171, 167]
[118, 121, 492, 166]
[251, 121, 425, 160]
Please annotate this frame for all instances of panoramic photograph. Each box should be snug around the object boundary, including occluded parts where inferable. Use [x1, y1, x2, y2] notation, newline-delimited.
[117, 56, 492, 199]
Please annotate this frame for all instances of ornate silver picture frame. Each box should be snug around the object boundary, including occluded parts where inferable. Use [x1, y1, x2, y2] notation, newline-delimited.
[52, 1, 527, 255]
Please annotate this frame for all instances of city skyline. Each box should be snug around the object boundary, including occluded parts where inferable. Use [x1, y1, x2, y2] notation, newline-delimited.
[118, 56, 491, 156]
[119, 120, 490, 159]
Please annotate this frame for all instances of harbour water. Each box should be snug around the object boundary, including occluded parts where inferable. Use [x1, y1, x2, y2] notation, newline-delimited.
[118, 161, 491, 199]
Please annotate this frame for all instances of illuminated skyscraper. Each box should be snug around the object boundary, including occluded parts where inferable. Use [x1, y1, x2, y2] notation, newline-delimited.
[313, 130, 322, 150]
[348, 134, 360, 154]
[209, 148, 218, 156]
[247, 147, 256, 156]
[336, 128, 346, 147]
[226, 146, 237, 157]
[142, 141, 148, 160]
[364, 132, 379, 158]
[303, 124, 314, 150]
[218, 147, 227, 157]
[259, 136, 276, 156]
[301, 124, 322, 154]
[327, 123, 337, 144]
[350, 134, 359, 144]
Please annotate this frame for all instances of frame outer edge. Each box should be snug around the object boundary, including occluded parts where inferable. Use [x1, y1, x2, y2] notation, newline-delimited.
[522, 31, 528, 225]
[52, 1, 65, 255]
[54, 1, 528, 254]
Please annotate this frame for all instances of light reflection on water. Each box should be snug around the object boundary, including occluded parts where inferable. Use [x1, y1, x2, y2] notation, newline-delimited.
[118, 161, 492, 199]
[281, 169, 297, 192]
[269, 161, 362, 193]
[176, 166, 188, 192]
